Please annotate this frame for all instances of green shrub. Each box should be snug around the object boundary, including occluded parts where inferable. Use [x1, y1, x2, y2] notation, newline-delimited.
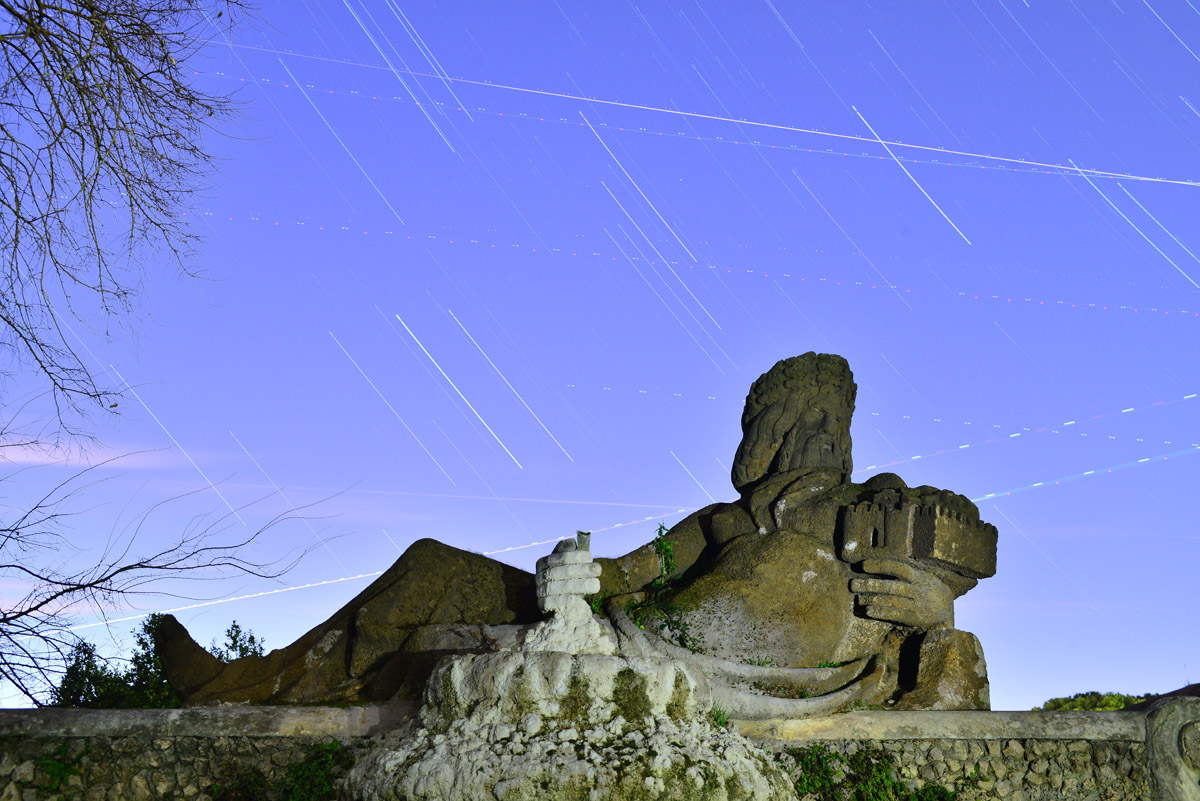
[782, 742, 986, 801]
[280, 741, 355, 801]
[47, 614, 263, 708]
[1032, 690, 1157, 711]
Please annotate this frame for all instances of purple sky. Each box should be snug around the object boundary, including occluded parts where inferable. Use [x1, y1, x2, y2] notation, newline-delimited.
[5, 0, 1199, 710]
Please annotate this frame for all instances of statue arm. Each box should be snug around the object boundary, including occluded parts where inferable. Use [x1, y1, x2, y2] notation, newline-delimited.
[594, 503, 722, 597]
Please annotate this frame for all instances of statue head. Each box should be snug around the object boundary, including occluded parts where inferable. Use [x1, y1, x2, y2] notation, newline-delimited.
[731, 352, 856, 493]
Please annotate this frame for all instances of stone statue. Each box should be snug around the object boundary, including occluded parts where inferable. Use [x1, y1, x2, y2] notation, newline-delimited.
[155, 352, 996, 716]
[592, 352, 996, 714]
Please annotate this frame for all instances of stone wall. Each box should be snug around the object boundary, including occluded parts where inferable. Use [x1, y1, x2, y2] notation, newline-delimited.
[0, 704, 410, 800]
[740, 701, 1199, 801]
[0, 700, 1195, 800]
[768, 736, 1146, 801]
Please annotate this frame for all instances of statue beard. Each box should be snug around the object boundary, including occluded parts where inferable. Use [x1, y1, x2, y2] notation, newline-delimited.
[777, 428, 843, 473]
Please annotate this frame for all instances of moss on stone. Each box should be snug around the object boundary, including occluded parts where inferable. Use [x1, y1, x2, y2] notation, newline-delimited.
[433, 669, 461, 732]
[613, 668, 652, 725]
[780, 741, 989, 801]
[509, 665, 536, 722]
[665, 671, 689, 722]
[559, 672, 591, 726]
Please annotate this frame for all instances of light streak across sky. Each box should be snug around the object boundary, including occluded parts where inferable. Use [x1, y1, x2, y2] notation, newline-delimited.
[446, 309, 574, 462]
[207, 41, 1200, 187]
[335, 0, 457, 153]
[328, 331, 456, 484]
[851, 105, 973, 245]
[390, 311, 523, 469]
[1070, 158, 1200, 289]
[579, 112, 720, 328]
[278, 58, 408, 224]
[24, 2, 1200, 715]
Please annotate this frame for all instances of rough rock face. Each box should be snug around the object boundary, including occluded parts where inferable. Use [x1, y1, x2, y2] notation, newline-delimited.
[343, 543, 796, 801]
[638, 473, 994, 710]
[890, 628, 991, 711]
[731, 351, 856, 494]
[344, 652, 796, 801]
[156, 538, 540, 705]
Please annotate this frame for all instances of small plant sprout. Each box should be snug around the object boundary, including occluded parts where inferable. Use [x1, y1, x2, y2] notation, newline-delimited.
[709, 703, 729, 728]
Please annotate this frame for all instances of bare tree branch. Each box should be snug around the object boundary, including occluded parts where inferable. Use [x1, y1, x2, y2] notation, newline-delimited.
[0, 454, 346, 704]
[0, 1, 340, 706]
[0, 0, 262, 439]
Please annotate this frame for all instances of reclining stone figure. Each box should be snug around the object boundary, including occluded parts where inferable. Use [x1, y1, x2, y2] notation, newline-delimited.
[156, 352, 996, 714]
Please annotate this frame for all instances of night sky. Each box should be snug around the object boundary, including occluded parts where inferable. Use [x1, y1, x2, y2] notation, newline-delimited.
[4, 0, 1199, 710]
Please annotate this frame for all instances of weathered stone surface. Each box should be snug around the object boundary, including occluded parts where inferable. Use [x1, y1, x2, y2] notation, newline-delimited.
[519, 610, 618, 655]
[343, 651, 796, 801]
[1144, 697, 1200, 801]
[657, 525, 883, 667]
[731, 351, 856, 493]
[156, 538, 540, 705]
[891, 628, 991, 711]
[525, 534, 618, 655]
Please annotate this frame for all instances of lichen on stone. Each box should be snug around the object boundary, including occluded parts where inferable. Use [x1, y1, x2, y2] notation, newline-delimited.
[665, 671, 690, 722]
[509, 665, 536, 722]
[559, 671, 592, 725]
[613, 667, 652, 725]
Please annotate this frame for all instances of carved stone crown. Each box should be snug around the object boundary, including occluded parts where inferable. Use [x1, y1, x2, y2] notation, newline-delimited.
[839, 501, 998, 580]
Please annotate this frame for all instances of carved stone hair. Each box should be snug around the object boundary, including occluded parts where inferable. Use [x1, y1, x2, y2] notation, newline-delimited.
[731, 352, 856, 493]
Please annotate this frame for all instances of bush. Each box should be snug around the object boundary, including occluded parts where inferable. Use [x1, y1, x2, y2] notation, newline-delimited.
[48, 614, 178, 708]
[1032, 690, 1158, 711]
[47, 614, 263, 708]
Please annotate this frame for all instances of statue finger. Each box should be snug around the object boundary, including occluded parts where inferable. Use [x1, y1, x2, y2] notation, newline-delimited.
[861, 593, 918, 611]
[859, 557, 918, 581]
[862, 602, 909, 622]
[851, 578, 916, 598]
[863, 601, 922, 625]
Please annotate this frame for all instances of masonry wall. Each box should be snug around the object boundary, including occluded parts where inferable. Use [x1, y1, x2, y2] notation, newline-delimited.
[0, 701, 1195, 801]
[739, 704, 1199, 801]
[0, 705, 406, 800]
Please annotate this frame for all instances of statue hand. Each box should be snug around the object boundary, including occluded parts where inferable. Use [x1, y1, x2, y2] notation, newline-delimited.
[849, 557, 953, 630]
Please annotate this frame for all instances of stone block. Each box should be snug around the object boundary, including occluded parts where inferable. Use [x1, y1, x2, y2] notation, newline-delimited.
[535, 550, 593, 572]
[840, 501, 997, 580]
[911, 506, 997, 579]
[892, 628, 990, 711]
[536, 577, 600, 598]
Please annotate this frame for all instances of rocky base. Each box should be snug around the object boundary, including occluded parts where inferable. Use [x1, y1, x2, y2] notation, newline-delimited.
[346, 715, 794, 801]
[342, 649, 796, 801]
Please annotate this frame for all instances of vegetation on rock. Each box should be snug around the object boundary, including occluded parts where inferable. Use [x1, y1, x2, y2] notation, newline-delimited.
[213, 740, 353, 801]
[622, 523, 698, 652]
[782, 742, 986, 801]
[612, 667, 653, 724]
